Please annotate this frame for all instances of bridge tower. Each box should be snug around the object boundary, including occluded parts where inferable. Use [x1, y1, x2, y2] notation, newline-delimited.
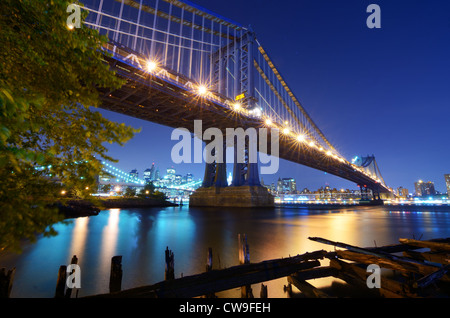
[189, 30, 274, 207]
[353, 155, 386, 204]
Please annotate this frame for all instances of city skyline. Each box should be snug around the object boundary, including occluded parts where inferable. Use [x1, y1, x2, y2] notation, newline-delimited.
[104, 158, 449, 196]
[96, 0, 449, 193]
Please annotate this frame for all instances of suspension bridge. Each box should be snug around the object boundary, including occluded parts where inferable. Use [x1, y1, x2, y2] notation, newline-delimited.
[79, 0, 392, 206]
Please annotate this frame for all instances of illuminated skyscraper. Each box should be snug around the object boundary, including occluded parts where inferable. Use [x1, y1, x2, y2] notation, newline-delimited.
[129, 169, 138, 179]
[397, 186, 409, 198]
[277, 177, 297, 194]
[166, 167, 176, 182]
[414, 180, 436, 197]
[445, 174, 450, 197]
[144, 163, 157, 183]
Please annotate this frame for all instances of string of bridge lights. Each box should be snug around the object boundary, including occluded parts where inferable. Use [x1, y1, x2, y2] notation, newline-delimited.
[143, 58, 384, 185]
[74, 4, 387, 189]
[102, 161, 145, 185]
[106, 46, 385, 186]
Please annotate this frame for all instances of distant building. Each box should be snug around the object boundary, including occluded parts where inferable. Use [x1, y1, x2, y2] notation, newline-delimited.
[277, 177, 296, 194]
[143, 167, 152, 183]
[129, 169, 138, 179]
[166, 167, 176, 181]
[300, 188, 311, 194]
[445, 174, 450, 197]
[397, 186, 409, 198]
[143, 163, 157, 183]
[414, 180, 436, 197]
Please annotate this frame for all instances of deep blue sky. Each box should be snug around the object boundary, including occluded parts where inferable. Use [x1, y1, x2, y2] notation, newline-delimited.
[97, 0, 450, 193]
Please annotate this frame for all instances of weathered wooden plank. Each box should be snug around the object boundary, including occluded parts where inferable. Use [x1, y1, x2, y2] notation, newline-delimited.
[310, 236, 438, 269]
[290, 266, 337, 281]
[288, 274, 332, 298]
[329, 258, 415, 298]
[371, 238, 450, 254]
[414, 264, 450, 289]
[87, 250, 326, 298]
[403, 250, 450, 265]
[399, 238, 450, 252]
[335, 250, 442, 279]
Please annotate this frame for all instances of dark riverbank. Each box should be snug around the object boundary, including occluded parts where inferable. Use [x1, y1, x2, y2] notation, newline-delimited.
[57, 198, 178, 219]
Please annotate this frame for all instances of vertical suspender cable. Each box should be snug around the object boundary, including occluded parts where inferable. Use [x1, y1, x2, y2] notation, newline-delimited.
[114, 0, 124, 43]
[209, 19, 214, 88]
[164, 1, 173, 69]
[132, 0, 143, 52]
[95, 0, 104, 31]
[150, 0, 159, 59]
[188, 12, 195, 79]
[200, 16, 205, 83]
[177, 7, 184, 74]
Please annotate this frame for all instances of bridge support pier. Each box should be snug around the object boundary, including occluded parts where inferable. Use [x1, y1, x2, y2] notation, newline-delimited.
[358, 185, 385, 206]
[190, 139, 274, 208]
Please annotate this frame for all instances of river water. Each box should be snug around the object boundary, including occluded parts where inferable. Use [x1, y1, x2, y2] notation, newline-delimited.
[1, 205, 450, 298]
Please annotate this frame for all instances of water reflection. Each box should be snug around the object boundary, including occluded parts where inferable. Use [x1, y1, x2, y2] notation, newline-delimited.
[68, 217, 89, 263]
[0, 205, 449, 298]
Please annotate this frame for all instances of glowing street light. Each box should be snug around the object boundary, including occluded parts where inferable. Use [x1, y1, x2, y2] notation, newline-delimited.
[253, 108, 262, 117]
[197, 85, 208, 96]
[265, 118, 272, 126]
[146, 60, 158, 73]
[233, 102, 241, 111]
[283, 127, 290, 135]
[296, 134, 305, 142]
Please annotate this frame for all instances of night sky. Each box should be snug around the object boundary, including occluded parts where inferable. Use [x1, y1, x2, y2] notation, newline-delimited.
[96, 0, 450, 193]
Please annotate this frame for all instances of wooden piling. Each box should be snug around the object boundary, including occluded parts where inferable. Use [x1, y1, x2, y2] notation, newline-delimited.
[0, 267, 15, 298]
[54, 265, 67, 298]
[165, 247, 175, 280]
[109, 256, 123, 293]
[205, 248, 215, 298]
[87, 251, 325, 298]
[206, 247, 213, 272]
[238, 234, 250, 265]
[260, 283, 268, 298]
[238, 234, 253, 298]
[65, 255, 78, 298]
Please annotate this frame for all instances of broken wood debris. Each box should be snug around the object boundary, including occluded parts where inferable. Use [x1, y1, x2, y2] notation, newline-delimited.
[2, 235, 450, 298]
[308, 236, 450, 298]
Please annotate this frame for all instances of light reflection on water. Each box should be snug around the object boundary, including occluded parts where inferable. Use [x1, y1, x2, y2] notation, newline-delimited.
[1, 205, 450, 298]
